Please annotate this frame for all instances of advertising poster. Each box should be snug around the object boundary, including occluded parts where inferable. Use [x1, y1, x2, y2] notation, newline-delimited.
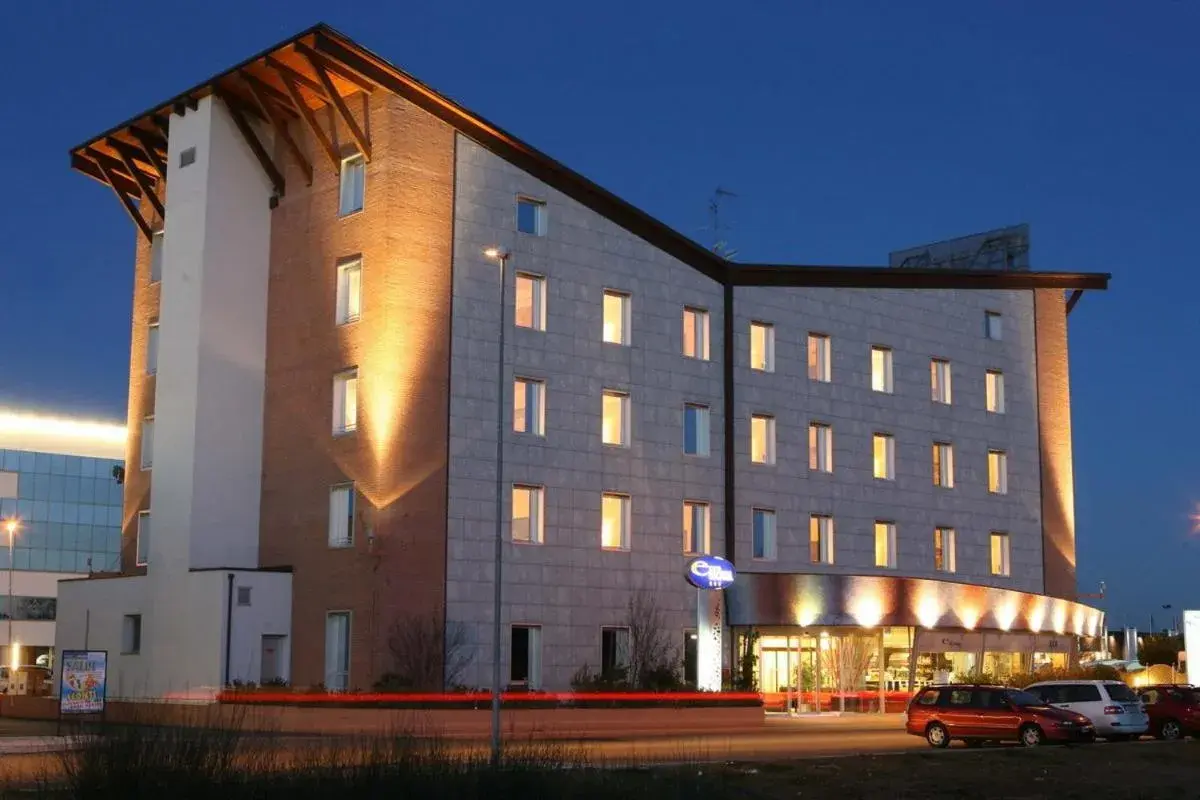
[59, 650, 107, 715]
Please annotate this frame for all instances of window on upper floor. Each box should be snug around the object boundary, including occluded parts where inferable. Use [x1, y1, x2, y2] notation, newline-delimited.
[602, 390, 629, 447]
[752, 508, 776, 561]
[682, 307, 710, 360]
[934, 527, 956, 573]
[750, 322, 774, 372]
[933, 442, 954, 488]
[140, 417, 154, 471]
[809, 514, 834, 565]
[122, 614, 142, 654]
[135, 510, 151, 566]
[513, 378, 545, 436]
[601, 493, 630, 550]
[335, 258, 362, 325]
[149, 229, 164, 284]
[809, 422, 833, 473]
[986, 370, 1006, 414]
[512, 485, 544, 544]
[328, 484, 355, 548]
[808, 334, 831, 382]
[683, 501, 710, 555]
[683, 404, 710, 456]
[338, 154, 365, 216]
[146, 322, 160, 376]
[988, 450, 1008, 495]
[985, 311, 1003, 340]
[517, 196, 546, 235]
[875, 521, 896, 569]
[332, 369, 358, 435]
[871, 346, 893, 393]
[602, 290, 630, 345]
[873, 433, 894, 480]
[751, 415, 776, 465]
[931, 359, 952, 404]
[991, 532, 1011, 576]
[515, 273, 546, 331]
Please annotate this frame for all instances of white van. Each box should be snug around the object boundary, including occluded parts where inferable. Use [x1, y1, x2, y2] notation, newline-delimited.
[1024, 680, 1149, 740]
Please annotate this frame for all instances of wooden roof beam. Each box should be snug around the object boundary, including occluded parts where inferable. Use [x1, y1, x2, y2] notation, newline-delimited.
[293, 41, 376, 94]
[128, 127, 168, 177]
[107, 138, 165, 219]
[238, 70, 313, 186]
[296, 44, 371, 161]
[272, 67, 339, 169]
[214, 89, 286, 197]
[82, 148, 154, 241]
[263, 55, 329, 100]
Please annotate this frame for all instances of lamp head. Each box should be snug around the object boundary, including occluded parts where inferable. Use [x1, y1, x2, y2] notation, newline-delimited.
[483, 246, 509, 261]
[2, 519, 15, 536]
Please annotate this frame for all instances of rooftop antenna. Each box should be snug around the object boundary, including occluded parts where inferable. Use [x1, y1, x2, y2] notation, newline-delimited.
[705, 186, 739, 261]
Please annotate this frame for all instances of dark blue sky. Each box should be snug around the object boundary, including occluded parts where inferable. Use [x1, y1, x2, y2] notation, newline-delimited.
[3, 1, 1196, 627]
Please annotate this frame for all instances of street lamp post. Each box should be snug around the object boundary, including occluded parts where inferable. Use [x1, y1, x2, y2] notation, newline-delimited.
[4, 519, 17, 670]
[483, 246, 510, 768]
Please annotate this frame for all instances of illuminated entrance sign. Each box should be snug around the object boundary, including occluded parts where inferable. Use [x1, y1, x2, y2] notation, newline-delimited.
[685, 555, 736, 590]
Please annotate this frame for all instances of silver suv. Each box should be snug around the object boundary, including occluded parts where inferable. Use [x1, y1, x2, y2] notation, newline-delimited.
[1024, 680, 1148, 740]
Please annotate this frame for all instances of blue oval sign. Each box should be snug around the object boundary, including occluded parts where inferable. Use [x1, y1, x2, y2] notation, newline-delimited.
[685, 555, 736, 590]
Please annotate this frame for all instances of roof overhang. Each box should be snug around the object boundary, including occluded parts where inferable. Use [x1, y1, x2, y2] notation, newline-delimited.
[728, 265, 1110, 292]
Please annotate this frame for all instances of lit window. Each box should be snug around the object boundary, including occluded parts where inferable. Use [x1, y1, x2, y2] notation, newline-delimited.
[149, 229, 163, 283]
[809, 515, 834, 565]
[752, 508, 776, 561]
[146, 322, 159, 376]
[324, 611, 351, 691]
[808, 422, 833, 473]
[991, 532, 1011, 577]
[136, 510, 151, 566]
[683, 403, 710, 456]
[750, 322, 774, 372]
[933, 442, 954, 488]
[602, 390, 629, 446]
[603, 291, 630, 345]
[875, 521, 896, 569]
[513, 378, 545, 436]
[988, 450, 1008, 495]
[328, 484, 355, 548]
[601, 493, 630, 550]
[683, 501, 710, 555]
[338, 154, 365, 216]
[140, 417, 154, 471]
[510, 625, 542, 687]
[333, 369, 358, 434]
[512, 485, 544, 544]
[986, 370, 1006, 414]
[934, 527, 956, 573]
[516, 197, 545, 235]
[871, 346, 893, 393]
[985, 311, 1003, 341]
[515, 273, 546, 331]
[872, 433, 894, 480]
[335, 259, 362, 325]
[808, 334, 831, 382]
[751, 415, 776, 465]
[682, 307, 710, 360]
[931, 359, 952, 404]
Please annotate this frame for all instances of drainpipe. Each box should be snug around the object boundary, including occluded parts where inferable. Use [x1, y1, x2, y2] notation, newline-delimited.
[224, 574, 234, 687]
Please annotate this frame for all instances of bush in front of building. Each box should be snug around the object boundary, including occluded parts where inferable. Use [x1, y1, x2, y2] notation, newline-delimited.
[951, 664, 1123, 689]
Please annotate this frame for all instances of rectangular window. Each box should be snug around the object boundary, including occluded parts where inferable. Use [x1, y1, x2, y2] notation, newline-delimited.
[324, 611, 351, 691]
[0, 472, 16, 499]
[871, 346, 893, 393]
[933, 442, 955, 488]
[601, 493, 630, 550]
[875, 521, 896, 569]
[751, 415, 776, 465]
[986, 370, 1006, 414]
[515, 273, 546, 331]
[750, 322, 775, 372]
[328, 484, 355, 548]
[934, 527, 956, 573]
[332, 369, 358, 434]
[808, 422, 833, 473]
[683, 404, 710, 456]
[511, 485, 544, 544]
[988, 450, 1009, 495]
[872, 433, 894, 480]
[601, 627, 630, 677]
[237, 586, 252, 607]
[149, 229, 163, 283]
[146, 322, 159, 376]
[135, 510, 150, 566]
[991, 532, 1011, 576]
[513, 378, 545, 436]
[682, 307, 710, 360]
[338, 154, 365, 216]
[602, 290, 630, 345]
[683, 501, 710, 555]
[752, 508, 776, 561]
[985, 311, 1003, 340]
[510, 625, 542, 687]
[808, 334, 831, 382]
[335, 259, 362, 325]
[122, 614, 142, 654]
[140, 417, 154, 471]
[602, 390, 629, 446]
[809, 515, 834, 565]
[931, 359, 952, 404]
[516, 197, 546, 235]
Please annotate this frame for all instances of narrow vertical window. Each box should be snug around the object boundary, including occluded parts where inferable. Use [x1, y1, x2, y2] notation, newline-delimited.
[602, 290, 630, 345]
[513, 378, 545, 436]
[991, 532, 1011, 577]
[874, 521, 896, 569]
[601, 627, 630, 677]
[808, 334, 831, 382]
[135, 510, 151, 566]
[512, 485, 544, 544]
[146, 322, 159, 376]
[988, 450, 1008, 495]
[335, 258, 362, 325]
[752, 508, 776, 561]
[510, 625, 542, 688]
[601, 390, 629, 446]
[683, 501, 710, 555]
[338, 154, 365, 216]
[328, 484, 355, 548]
[149, 229, 164, 284]
[516, 197, 546, 235]
[750, 322, 775, 372]
[986, 370, 1006, 414]
[985, 311, 1003, 340]
[751, 415, 776, 464]
[683, 404, 710, 456]
[808, 422, 833, 473]
[682, 307, 710, 360]
[514, 273, 546, 331]
[332, 369, 358, 434]
[931, 359, 952, 404]
[601, 493, 630, 550]
[324, 611, 351, 691]
[140, 417, 154, 471]
[934, 527, 956, 573]
[933, 442, 954, 488]
[809, 515, 834, 565]
[871, 346, 893, 393]
[872, 433, 894, 480]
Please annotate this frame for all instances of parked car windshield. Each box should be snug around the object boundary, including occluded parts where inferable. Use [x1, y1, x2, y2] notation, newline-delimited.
[1105, 683, 1139, 703]
[1004, 690, 1045, 707]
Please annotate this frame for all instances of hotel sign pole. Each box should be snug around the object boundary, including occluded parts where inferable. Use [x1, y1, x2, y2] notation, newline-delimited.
[685, 555, 736, 692]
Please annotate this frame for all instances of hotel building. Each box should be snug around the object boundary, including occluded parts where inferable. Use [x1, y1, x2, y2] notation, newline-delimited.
[56, 24, 1108, 701]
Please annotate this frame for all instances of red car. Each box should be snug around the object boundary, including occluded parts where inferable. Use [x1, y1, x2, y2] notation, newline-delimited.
[906, 684, 1095, 748]
[1137, 684, 1200, 740]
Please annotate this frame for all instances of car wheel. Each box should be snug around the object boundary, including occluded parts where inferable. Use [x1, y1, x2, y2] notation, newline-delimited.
[926, 722, 950, 749]
[1019, 724, 1044, 747]
[1159, 720, 1183, 741]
